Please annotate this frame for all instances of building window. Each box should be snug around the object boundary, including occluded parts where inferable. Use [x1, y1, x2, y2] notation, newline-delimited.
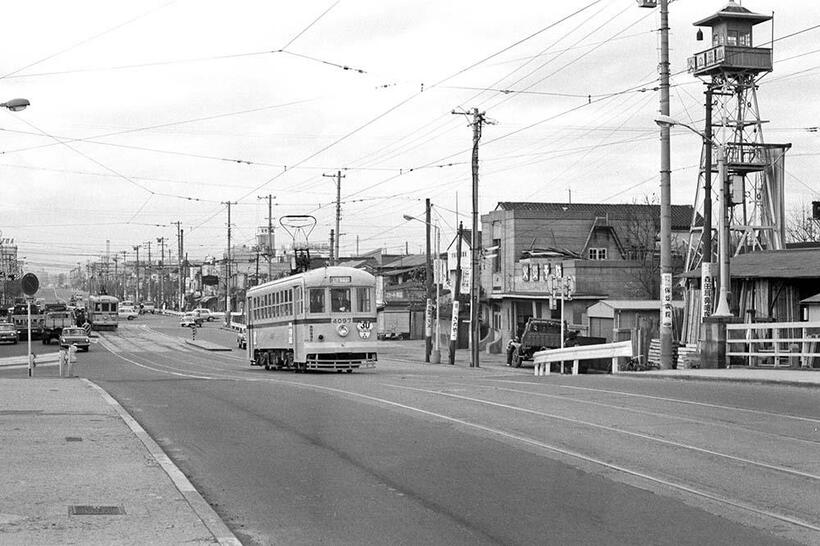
[492, 238, 501, 272]
[588, 248, 608, 260]
[727, 30, 738, 46]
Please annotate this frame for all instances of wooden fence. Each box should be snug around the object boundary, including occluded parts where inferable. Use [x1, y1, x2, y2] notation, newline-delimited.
[726, 321, 820, 368]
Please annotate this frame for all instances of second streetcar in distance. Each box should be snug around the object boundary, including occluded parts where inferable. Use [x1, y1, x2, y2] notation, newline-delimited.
[245, 266, 377, 372]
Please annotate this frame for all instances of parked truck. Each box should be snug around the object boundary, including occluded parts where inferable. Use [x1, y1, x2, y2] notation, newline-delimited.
[42, 304, 75, 345]
[509, 317, 606, 368]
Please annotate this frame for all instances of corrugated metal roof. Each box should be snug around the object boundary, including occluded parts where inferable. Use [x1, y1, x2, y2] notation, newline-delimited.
[494, 202, 697, 230]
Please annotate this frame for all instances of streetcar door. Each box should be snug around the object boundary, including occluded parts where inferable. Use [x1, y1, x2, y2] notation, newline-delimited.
[290, 284, 303, 363]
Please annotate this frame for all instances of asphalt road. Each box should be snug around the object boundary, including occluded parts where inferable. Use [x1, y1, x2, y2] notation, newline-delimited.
[1, 315, 817, 545]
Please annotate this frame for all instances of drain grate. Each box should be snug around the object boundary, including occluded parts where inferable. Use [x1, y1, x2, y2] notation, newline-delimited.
[68, 505, 126, 516]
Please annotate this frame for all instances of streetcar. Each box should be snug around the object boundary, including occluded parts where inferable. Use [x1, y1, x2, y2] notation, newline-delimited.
[245, 266, 377, 372]
[87, 295, 119, 330]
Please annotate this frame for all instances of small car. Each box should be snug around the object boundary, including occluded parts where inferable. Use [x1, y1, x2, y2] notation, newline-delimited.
[118, 305, 138, 320]
[180, 313, 203, 328]
[193, 308, 214, 322]
[59, 327, 91, 351]
[236, 330, 247, 349]
[140, 302, 156, 314]
[0, 322, 19, 344]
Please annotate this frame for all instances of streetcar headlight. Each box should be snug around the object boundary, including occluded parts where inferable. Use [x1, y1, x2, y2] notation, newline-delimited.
[337, 324, 349, 337]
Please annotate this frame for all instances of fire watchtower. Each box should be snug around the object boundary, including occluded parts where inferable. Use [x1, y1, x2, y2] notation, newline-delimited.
[685, 1, 790, 277]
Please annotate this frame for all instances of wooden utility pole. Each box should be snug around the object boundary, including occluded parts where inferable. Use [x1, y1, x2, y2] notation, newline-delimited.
[257, 194, 275, 281]
[222, 201, 237, 320]
[425, 198, 432, 363]
[329, 229, 335, 263]
[133, 245, 141, 303]
[157, 237, 166, 308]
[448, 222, 463, 365]
[145, 240, 152, 303]
[452, 108, 492, 368]
[323, 171, 345, 264]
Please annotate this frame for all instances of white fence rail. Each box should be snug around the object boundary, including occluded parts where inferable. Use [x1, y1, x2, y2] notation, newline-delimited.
[726, 321, 820, 368]
[533, 340, 633, 376]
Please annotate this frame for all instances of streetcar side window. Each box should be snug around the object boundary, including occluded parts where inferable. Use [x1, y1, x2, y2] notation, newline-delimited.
[295, 287, 302, 315]
[356, 287, 372, 313]
[309, 289, 325, 313]
[331, 288, 350, 312]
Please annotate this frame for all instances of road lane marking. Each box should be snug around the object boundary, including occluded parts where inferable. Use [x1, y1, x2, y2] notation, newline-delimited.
[486, 379, 820, 425]
[443, 382, 820, 448]
[388, 384, 820, 482]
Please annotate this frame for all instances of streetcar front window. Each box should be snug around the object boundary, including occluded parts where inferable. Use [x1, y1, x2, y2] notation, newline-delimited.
[331, 288, 351, 312]
[309, 289, 325, 313]
[356, 287, 372, 313]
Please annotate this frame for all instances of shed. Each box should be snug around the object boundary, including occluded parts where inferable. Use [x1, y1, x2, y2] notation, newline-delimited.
[800, 293, 820, 322]
[587, 299, 684, 343]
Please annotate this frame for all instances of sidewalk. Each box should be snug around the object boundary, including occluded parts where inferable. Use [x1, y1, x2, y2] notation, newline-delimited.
[0, 377, 240, 545]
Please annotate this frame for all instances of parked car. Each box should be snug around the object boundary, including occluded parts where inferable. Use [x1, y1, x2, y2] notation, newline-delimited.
[193, 308, 214, 321]
[180, 313, 203, 328]
[59, 327, 91, 351]
[0, 322, 19, 344]
[236, 329, 247, 349]
[140, 302, 156, 314]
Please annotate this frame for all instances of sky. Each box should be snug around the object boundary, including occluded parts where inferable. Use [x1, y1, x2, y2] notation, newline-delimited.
[1, 0, 818, 273]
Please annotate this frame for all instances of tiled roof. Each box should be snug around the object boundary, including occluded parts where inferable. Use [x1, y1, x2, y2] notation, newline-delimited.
[494, 202, 697, 230]
[730, 248, 820, 279]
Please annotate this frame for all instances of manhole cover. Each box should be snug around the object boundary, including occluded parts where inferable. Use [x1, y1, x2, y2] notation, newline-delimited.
[68, 505, 125, 516]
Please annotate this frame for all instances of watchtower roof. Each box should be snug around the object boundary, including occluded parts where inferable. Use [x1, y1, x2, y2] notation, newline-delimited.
[693, 1, 771, 27]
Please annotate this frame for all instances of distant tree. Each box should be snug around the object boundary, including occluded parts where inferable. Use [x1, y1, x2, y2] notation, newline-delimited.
[621, 195, 687, 299]
[785, 201, 820, 244]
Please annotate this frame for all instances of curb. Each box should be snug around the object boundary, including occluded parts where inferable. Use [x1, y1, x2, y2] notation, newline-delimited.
[83, 379, 242, 546]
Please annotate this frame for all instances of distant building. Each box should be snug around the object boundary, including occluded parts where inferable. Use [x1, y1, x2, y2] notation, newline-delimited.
[481, 202, 695, 349]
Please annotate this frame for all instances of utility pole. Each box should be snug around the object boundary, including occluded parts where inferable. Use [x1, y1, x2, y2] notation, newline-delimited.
[145, 240, 152, 303]
[120, 250, 127, 300]
[133, 245, 141, 304]
[257, 194, 275, 281]
[157, 237, 166, 309]
[323, 171, 345, 264]
[425, 198, 432, 363]
[448, 222, 464, 365]
[701, 86, 714, 319]
[329, 229, 335, 263]
[453, 107, 492, 368]
[172, 221, 183, 311]
[222, 202, 236, 321]
[658, 0, 674, 369]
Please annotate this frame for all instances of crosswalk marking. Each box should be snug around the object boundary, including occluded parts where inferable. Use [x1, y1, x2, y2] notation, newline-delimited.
[97, 328, 192, 354]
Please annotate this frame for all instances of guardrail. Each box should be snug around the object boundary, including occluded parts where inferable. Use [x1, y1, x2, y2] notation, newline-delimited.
[726, 321, 820, 368]
[533, 340, 633, 376]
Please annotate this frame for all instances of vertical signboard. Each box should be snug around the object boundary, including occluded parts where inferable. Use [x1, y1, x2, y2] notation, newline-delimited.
[425, 298, 433, 337]
[661, 272, 673, 328]
[701, 263, 714, 318]
[449, 301, 460, 341]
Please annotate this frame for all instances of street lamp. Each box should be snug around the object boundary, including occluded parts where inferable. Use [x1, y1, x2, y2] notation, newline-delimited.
[403, 214, 442, 363]
[0, 98, 29, 112]
[654, 114, 732, 318]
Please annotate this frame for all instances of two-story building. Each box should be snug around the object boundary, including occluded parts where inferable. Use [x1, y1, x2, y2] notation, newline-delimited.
[481, 202, 694, 348]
